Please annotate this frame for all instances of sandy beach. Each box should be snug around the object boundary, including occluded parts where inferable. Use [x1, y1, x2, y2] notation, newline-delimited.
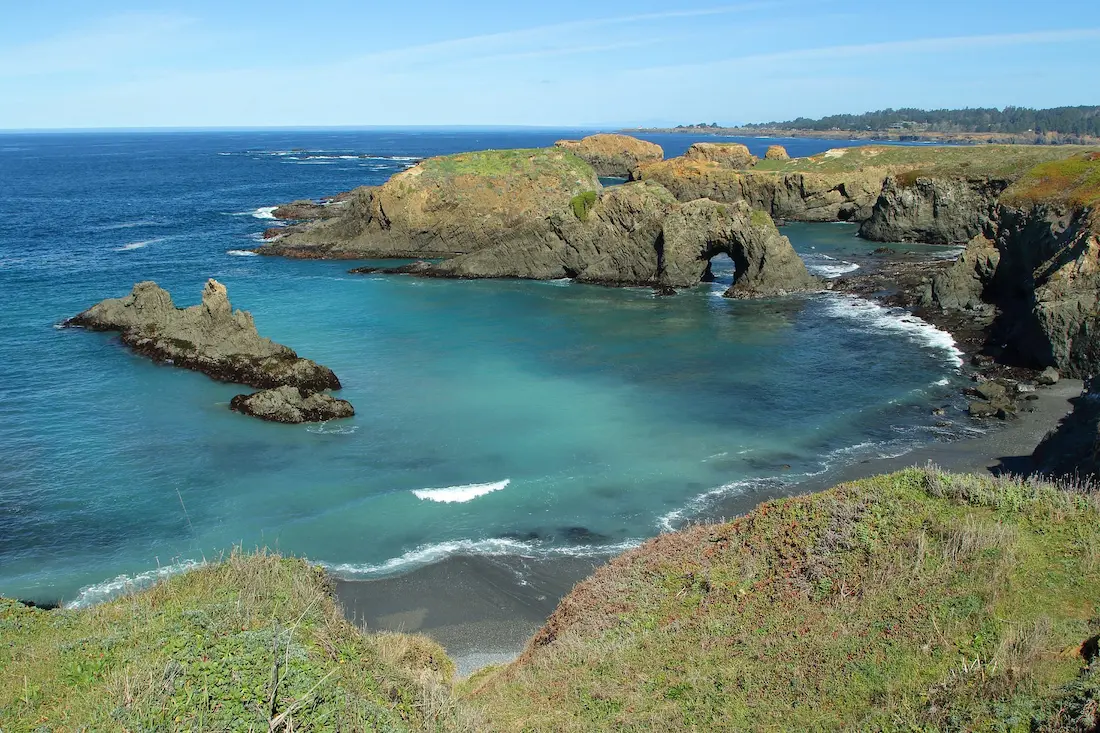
[335, 378, 1084, 677]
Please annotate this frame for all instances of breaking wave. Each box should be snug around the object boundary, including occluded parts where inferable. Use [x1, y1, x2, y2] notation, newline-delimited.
[412, 479, 510, 503]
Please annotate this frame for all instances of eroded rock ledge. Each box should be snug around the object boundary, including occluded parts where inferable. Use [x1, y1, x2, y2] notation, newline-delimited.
[259, 144, 818, 298]
[230, 385, 354, 424]
[66, 280, 351, 423]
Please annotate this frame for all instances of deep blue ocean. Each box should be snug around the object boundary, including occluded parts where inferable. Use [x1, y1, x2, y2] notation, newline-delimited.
[0, 129, 970, 605]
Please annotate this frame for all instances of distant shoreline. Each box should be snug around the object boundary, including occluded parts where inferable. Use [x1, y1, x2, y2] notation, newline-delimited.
[620, 127, 1100, 146]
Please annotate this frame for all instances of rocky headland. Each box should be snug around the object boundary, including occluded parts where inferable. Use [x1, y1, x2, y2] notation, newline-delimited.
[260, 143, 817, 297]
[553, 133, 664, 178]
[258, 135, 1100, 411]
[65, 280, 351, 423]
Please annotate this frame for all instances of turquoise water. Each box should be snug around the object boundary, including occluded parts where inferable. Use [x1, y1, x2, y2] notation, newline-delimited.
[0, 131, 968, 605]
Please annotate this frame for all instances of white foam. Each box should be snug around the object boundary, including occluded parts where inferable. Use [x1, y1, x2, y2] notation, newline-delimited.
[932, 247, 966, 260]
[115, 238, 162, 252]
[412, 479, 510, 504]
[252, 206, 278, 220]
[226, 249, 259, 257]
[818, 293, 964, 367]
[933, 377, 951, 387]
[96, 219, 159, 231]
[320, 536, 643, 578]
[305, 421, 359, 435]
[804, 253, 860, 278]
[66, 559, 205, 609]
[809, 262, 861, 278]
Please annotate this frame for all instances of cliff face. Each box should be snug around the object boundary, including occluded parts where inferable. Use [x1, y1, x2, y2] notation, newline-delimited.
[926, 206, 1100, 376]
[859, 176, 1009, 244]
[352, 182, 818, 296]
[266, 148, 601, 259]
[264, 147, 818, 296]
[553, 134, 664, 178]
[633, 158, 886, 222]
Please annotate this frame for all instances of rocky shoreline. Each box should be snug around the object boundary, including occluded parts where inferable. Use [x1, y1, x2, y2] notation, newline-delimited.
[65, 280, 353, 424]
[254, 133, 1100, 463]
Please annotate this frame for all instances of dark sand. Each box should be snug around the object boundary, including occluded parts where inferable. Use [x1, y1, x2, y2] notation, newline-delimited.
[335, 379, 1084, 677]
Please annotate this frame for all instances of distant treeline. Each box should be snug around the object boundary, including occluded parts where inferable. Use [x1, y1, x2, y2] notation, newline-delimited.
[744, 107, 1100, 137]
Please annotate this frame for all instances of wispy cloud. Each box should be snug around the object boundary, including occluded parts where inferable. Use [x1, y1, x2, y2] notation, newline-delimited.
[0, 14, 197, 78]
[327, 2, 780, 71]
[634, 28, 1100, 75]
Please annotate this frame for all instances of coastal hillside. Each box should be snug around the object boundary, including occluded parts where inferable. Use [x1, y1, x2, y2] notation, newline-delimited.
[468, 467, 1100, 731]
[4, 470, 1097, 730]
[628, 106, 1100, 145]
[0, 550, 477, 732]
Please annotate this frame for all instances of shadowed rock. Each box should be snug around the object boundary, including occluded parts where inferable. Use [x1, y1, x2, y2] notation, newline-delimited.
[351, 182, 818, 297]
[66, 280, 341, 393]
[230, 385, 354, 424]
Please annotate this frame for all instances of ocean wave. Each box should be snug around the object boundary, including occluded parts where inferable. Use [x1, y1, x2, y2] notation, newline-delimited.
[809, 262, 861, 277]
[305, 421, 359, 435]
[803, 253, 860, 278]
[932, 247, 966, 260]
[412, 479, 510, 503]
[66, 558, 205, 609]
[252, 206, 278, 219]
[319, 536, 644, 578]
[115, 238, 163, 252]
[226, 249, 259, 257]
[660, 435, 931, 531]
[818, 294, 964, 367]
[94, 219, 161, 231]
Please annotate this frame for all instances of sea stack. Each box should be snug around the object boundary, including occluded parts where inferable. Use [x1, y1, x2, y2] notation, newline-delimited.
[66, 279, 351, 423]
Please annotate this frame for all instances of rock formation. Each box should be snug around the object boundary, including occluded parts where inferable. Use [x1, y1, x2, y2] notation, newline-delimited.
[554, 134, 663, 178]
[349, 181, 818, 296]
[682, 142, 756, 169]
[262, 147, 601, 260]
[765, 145, 791, 161]
[633, 157, 887, 222]
[858, 176, 1009, 244]
[230, 385, 354, 424]
[66, 280, 351, 422]
[263, 146, 818, 296]
[923, 158, 1100, 377]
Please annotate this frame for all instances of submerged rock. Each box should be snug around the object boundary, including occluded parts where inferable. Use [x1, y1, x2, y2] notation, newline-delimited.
[66, 280, 342, 395]
[230, 385, 354, 424]
[554, 134, 663, 178]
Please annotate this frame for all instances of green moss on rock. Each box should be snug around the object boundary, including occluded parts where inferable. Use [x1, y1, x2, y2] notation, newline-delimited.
[570, 191, 598, 221]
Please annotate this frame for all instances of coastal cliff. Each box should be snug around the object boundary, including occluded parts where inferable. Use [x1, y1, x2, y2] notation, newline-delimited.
[262, 144, 817, 295]
[923, 153, 1100, 377]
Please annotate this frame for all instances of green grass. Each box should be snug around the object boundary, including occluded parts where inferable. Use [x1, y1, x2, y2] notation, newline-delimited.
[748, 144, 1099, 177]
[0, 550, 478, 732]
[4, 469, 1098, 730]
[416, 147, 597, 188]
[1002, 152, 1100, 209]
[570, 191, 598, 221]
[467, 468, 1100, 731]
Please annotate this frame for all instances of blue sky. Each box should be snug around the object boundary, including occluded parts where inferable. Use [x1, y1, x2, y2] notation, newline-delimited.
[2, 0, 1098, 129]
